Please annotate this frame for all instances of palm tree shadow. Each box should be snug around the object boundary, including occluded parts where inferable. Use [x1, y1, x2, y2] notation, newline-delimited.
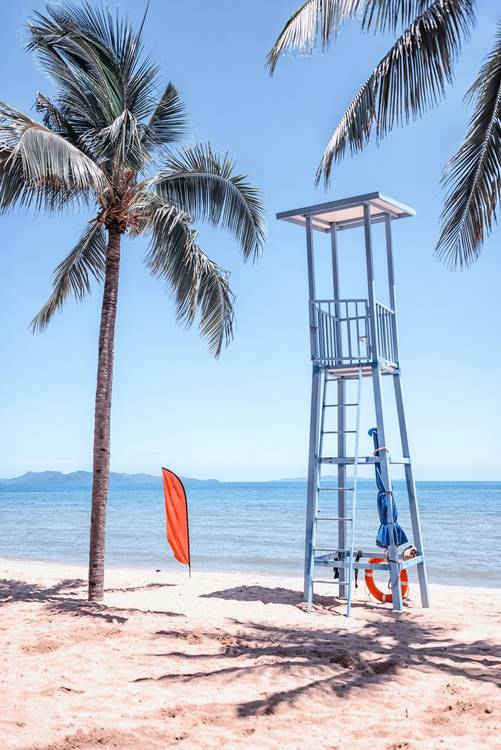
[201, 585, 303, 606]
[0, 577, 184, 623]
[1, 577, 85, 602]
[236, 617, 501, 716]
[201, 584, 337, 608]
[141, 611, 501, 718]
[104, 582, 176, 594]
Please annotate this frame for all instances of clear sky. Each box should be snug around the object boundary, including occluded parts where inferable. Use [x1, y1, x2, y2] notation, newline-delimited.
[0, 0, 499, 481]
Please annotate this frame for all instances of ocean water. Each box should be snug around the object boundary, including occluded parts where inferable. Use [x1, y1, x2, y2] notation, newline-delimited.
[1, 481, 500, 587]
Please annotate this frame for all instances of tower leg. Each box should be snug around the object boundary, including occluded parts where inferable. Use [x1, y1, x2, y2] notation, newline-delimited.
[372, 364, 403, 612]
[304, 366, 322, 604]
[393, 374, 430, 608]
[337, 378, 347, 598]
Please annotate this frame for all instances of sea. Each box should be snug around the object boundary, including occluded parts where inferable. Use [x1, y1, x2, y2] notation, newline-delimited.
[1, 480, 500, 588]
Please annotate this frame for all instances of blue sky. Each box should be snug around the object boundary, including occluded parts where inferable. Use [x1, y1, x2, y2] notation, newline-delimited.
[0, 0, 499, 481]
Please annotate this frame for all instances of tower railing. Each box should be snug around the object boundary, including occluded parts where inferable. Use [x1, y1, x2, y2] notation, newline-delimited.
[311, 298, 398, 368]
[375, 301, 398, 365]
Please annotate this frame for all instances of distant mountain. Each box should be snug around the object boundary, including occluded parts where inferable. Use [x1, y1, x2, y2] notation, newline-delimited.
[0, 470, 220, 489]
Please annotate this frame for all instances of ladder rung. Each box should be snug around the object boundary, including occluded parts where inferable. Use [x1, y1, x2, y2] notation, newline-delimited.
[314, 547, 351, 552]
[331, 560, 390, 571]
[318, 487, 354, 492]
[321, 430, 357, 435]
[324, 403, 359, 408]
[313, 579, 338, 585]
[317, 549, 385, 558]
[319, 457, 376, 464]
[316, 516, 352, 521]
[319, 456, 411, 465]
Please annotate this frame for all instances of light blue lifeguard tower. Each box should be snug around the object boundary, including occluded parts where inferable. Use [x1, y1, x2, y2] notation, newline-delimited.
[277, 193, 430, 614]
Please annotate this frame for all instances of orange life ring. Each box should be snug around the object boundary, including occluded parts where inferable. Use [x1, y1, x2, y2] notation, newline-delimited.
[365, 557, 409, 603]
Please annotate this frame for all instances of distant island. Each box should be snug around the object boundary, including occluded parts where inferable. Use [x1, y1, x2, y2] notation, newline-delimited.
[0, 472, 376, 489]
[0, 471, 220, 490]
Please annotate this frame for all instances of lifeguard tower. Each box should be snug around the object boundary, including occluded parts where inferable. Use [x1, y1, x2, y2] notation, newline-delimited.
[277, 192, 430, 614]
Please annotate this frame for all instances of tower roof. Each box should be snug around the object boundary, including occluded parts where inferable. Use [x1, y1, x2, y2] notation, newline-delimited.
[276, 192, 415, 233]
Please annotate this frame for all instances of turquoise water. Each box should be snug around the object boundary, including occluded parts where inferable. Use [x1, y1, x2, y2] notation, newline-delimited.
[1, 481, 500, 587]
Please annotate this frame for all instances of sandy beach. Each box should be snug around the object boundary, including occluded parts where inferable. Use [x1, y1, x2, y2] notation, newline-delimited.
[1, 559, 499, 750]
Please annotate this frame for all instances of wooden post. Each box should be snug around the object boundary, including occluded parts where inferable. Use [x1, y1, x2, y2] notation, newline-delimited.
[304, 216, 320, 603]
[393, 374, 430, 607]
[364, 205, 403, 611]
[331, 224, 347, 598]
[386, 213, 430, 607]
[305, 367, 322, 604]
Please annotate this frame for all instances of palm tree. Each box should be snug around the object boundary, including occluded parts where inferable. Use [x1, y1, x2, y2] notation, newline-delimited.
[0, 3, 265, 601]
[268, 1, 500, 268]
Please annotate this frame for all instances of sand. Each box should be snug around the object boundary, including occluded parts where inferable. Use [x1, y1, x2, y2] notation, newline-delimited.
[1, 559, 499, 750]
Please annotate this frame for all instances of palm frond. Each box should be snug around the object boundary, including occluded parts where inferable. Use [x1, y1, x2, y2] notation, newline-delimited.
[35, 93, 81, 148]
[142, 82, 187, 150]
[195, 255, 235, 358]
[360, 1, 433, 34]
[267, 0, 364, 73]
[31, 220, 107, 331]
[90, 109, 147, 172]
[318, 0, 476, 183]
[0, 140, 52, 211]
[0, 153, 67, 212]
[54, 0, 156, 118]
[140, 193, 234, 356]
[27, 2, 158, 136]
[0, 100, 108, 209]
[436, 24, 501, 267]
[155, 144, 266, 261]
[267, 0, 435, 73]
[28, 12, 121, 134]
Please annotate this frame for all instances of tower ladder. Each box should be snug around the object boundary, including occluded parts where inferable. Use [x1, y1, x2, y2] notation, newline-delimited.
[308, 368, 363, 616]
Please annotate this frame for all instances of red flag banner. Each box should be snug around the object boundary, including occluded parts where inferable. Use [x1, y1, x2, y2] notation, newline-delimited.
[162, 468, 191, 568]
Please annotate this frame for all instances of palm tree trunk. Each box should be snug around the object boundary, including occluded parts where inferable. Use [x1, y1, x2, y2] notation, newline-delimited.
[88, 225, 122, 601]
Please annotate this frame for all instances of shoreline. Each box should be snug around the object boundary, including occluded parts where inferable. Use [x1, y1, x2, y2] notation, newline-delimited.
[2, 556, 500, 592]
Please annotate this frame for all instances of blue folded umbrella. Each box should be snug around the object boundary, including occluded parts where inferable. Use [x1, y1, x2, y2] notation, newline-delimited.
[368, 428, 408, 550]
[376, 491, 408, 548]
